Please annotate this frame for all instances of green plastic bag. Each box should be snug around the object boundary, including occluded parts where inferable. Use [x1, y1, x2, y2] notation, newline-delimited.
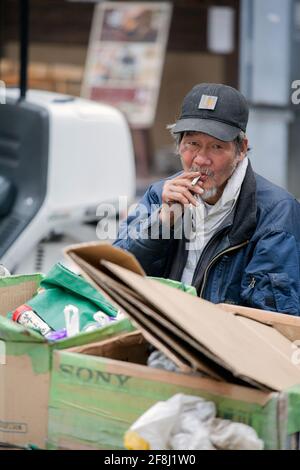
[149, 277, 197, 296]
[25, 263, 118, 331]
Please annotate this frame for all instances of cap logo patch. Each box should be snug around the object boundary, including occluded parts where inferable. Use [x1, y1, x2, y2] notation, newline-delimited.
[198, 94, 218, 110]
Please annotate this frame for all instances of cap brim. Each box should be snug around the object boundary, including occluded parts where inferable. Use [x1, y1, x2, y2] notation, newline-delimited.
[172, 118, 241, 142]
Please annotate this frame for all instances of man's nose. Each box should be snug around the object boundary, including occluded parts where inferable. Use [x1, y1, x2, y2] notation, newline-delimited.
[193, 150, 211, 166]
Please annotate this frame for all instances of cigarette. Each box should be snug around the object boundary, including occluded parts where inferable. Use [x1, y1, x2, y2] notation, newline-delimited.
[191, 175, 201, 186]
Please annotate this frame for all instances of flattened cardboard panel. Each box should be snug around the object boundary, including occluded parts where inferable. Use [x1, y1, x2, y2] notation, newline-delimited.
[65, 246, 258, 383]
[102, 280, 235, 382]
[64, 242, 145, 276]
[104, 273, 228, 370]
[65, 251, 129, 313]
[69, 252, 143, 302]
[100, 281, 197, 368]
[102, 261, 300, 391]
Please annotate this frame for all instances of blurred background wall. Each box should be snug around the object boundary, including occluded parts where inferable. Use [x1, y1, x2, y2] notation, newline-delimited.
[0, 0, 239, 185]
[2, 0, 300, 197]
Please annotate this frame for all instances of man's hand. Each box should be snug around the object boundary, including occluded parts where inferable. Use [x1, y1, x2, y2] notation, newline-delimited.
[159, 172, 204, 226]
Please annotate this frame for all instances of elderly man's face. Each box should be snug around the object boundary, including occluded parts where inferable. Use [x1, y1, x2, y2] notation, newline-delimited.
[179, 131, 247, 204]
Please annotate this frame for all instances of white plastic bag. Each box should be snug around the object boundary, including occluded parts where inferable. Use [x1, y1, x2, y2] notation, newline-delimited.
[124, 393, 264, 450]
[210, 419, 264, 450]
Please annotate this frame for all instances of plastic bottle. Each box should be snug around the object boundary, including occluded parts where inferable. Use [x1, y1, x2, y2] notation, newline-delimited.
[12, 304, 52, 336]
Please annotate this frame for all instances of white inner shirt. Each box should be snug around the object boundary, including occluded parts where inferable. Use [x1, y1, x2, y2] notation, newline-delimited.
[180, 157, 249, 286]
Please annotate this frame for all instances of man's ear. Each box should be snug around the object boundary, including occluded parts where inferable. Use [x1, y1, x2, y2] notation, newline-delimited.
[238, 137, 248, 161]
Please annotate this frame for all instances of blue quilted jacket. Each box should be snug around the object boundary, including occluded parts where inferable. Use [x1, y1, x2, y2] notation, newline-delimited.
[114, 163, 300, 315]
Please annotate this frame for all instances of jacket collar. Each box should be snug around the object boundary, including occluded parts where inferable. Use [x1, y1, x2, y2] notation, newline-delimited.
[228, 160, 257, 246]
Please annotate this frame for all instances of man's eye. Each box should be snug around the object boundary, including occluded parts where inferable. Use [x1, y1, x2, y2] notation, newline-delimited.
[212, 144, 222, 150]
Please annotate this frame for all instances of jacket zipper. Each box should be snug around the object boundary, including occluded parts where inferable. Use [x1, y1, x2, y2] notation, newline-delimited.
[191, 224, 232, 286]
[199, 240, 249, 298]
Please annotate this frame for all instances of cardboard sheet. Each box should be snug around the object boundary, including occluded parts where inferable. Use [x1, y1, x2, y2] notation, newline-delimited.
[102, 260, 300, 391]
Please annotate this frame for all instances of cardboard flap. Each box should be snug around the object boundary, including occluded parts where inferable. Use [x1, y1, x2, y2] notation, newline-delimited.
[274, 324, 300, 343]
[0, 274, 43, 316]
[69, 331, 149, 365]
[218, 303, 300, 342]
[0, 274, 46, 342]
[102, 260, 300, 392]
[64, 242, 145, 276]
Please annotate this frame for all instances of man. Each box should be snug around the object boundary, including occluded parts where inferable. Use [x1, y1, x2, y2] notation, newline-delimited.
[114, 83, 300, 315]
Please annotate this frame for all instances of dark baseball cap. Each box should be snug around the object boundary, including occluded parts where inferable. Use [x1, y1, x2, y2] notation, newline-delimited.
[172, 83, 249, 142]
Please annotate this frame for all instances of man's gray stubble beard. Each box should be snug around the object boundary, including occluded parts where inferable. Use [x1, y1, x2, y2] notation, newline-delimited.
[200, 186, 218, 201]
[190, 157, 240, 203]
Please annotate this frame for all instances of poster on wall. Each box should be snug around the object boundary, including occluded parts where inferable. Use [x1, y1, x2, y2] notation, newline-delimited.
[81, 1, 172, 128]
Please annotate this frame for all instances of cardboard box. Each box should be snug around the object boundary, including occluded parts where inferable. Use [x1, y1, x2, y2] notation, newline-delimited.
[65, 242, 300, 391]
[48, 330, 295, 450]
[0, 274, 134, 449]
[60, 243, 300, 449]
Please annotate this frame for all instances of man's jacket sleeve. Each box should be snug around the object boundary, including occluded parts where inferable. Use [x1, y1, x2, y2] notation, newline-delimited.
[113, 184, 174, 275]
[240, 230, 300, 315]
